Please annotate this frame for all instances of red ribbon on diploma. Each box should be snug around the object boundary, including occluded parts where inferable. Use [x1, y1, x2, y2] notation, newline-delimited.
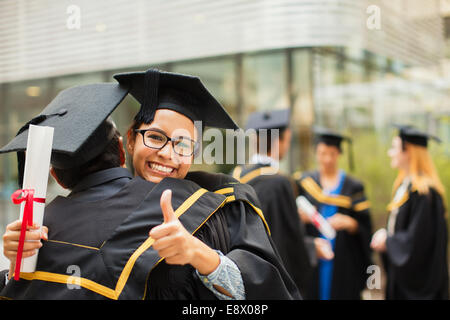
[11, 189, 45, 281]
[311, 214, 321, 230]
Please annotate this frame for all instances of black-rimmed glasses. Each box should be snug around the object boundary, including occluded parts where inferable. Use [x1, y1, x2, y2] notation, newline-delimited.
[134, 129, 198, 157]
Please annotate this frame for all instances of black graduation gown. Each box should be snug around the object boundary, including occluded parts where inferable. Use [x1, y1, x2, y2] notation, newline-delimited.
[231, 163, 313, 297]
[0, 168, 300, 300]
[383, 184, 449, 300]
[294, 170, 373, 299]
[146, 171, 300, 300]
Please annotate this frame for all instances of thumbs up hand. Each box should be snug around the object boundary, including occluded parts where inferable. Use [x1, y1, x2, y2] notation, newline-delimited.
[149, 190, 198, 266]
[149, 189, 220, 275]
[160, 189, 177, 224]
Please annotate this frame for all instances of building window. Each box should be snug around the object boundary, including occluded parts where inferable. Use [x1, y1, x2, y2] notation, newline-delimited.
[172, 57, 238, 120]
[242, 51, 289, 125]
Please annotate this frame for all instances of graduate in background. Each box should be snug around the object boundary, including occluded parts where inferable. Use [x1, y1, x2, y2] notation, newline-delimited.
[294, 127, 373, 300]
[371, 125, 448, 300]
[231, 110, 334, 297]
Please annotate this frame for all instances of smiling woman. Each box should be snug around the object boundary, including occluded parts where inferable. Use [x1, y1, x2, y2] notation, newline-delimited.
[0, 69, 300, 300]
[127, 109, 197, 184]
[112, 68, 301, 300]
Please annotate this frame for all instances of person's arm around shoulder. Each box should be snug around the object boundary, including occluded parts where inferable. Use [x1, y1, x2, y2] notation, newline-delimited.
[149, 190, 240, 299]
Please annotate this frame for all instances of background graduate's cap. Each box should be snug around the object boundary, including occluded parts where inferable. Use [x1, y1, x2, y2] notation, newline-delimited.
[0, 83, 129, 186]
[245, 109, 291, 130]
[113, 68, 239, 130]
[394, 124, 441, 148]
[313, 126, 351, 150]
[313, 126, 354, 171]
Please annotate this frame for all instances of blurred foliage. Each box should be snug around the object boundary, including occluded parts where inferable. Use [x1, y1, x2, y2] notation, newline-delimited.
[343, 131, 397, 230]
[433, 145, 450, 215]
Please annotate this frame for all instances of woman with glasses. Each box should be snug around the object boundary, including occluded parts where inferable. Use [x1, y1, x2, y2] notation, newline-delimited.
[371, 125, 448, 300]
[0, 71, 299, 300]
[113, 68, 300, 300]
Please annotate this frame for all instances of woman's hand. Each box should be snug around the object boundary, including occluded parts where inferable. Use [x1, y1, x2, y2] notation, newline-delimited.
[149, 190, 220, 276]
[314, 237, 334, 260]
[3, 220, 48, 279]
[370, 228, 387, 253]
[327, 213, 358, 234]
[298, 207, 311, 224]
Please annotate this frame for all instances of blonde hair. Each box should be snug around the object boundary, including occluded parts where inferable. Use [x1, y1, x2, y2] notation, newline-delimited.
[393, 142, 446, 201]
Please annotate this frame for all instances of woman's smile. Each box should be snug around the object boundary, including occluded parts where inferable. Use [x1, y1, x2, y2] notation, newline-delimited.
[147, 161, 176, 176]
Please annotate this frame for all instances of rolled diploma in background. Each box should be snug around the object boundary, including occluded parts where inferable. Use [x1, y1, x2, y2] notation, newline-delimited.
[19, 124, 54, 272]
[296, 196, 336, 240]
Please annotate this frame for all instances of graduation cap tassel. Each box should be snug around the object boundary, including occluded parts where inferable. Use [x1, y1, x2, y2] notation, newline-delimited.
[136, 68, 160, 124]
[112, 68, 239, 130]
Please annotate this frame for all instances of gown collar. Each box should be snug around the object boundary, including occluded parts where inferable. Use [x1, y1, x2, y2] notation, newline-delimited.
[70, 167, 133, 195]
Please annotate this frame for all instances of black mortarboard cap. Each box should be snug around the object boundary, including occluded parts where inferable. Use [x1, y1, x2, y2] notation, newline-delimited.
[245, 109, 290, 130]
[313, 126, 354, 171]
[113, 68, 239, 130]
[0, 83, 129, 186]
[314, 127, 351, 150]
[394, 124, 441, 148]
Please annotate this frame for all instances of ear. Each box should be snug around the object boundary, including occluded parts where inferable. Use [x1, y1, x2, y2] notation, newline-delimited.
[118, 136, 126, 167]
[50, 167, 68, 189]
[126, 129, 135, 157]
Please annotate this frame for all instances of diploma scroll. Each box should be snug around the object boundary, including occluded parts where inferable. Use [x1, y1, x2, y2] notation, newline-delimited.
[14, 125, 54, 276]
[296, 196, 336, 240]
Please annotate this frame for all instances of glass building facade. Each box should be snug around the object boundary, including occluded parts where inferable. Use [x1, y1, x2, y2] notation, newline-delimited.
[2, 47, 448, 222]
